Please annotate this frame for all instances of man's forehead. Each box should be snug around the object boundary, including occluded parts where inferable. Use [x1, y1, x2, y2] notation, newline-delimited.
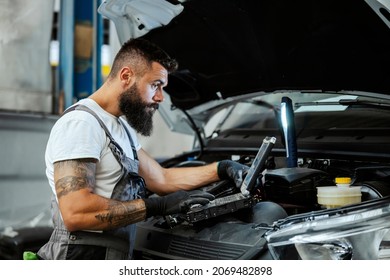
[149, 62, 168, 83]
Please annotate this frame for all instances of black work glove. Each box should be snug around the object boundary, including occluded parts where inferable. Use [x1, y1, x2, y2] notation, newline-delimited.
[217, 160, 249, 188]
[143, 190, 215, 218]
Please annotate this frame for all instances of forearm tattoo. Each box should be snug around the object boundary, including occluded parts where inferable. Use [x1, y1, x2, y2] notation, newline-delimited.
[95, 200, 145, 229]
[55, 159, 145, 228]
[55, 160, 96, 199]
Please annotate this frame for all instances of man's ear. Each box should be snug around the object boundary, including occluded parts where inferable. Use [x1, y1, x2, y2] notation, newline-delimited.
[119, 66, 134, 86]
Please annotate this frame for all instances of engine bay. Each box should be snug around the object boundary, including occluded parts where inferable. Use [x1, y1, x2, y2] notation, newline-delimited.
[134, 95, 390, 260]
[161, 143, 390, 221]
[133, 148, 390, 260]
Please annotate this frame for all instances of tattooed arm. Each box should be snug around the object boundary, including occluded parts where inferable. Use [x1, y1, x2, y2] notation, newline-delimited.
[54, 158, 146, 232]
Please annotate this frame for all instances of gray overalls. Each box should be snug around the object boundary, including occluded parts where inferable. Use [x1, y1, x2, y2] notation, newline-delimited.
[37, 105, 146, 259]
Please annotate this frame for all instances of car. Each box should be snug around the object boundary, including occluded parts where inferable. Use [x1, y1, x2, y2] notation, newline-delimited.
[97, 0, 390, 260]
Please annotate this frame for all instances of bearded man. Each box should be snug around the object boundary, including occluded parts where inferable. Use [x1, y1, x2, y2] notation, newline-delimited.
[37, 38, 248, 260]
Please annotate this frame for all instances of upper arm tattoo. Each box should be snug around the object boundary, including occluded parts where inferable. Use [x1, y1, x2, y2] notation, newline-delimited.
[54, 159, 97, 199]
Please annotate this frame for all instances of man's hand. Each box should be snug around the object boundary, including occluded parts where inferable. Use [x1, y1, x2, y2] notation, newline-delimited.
[143, 190, 214, 218]
[217, 160, 249, 188]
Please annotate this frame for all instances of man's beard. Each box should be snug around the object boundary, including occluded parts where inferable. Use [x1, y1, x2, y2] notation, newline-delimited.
[118, 83, 159, 136]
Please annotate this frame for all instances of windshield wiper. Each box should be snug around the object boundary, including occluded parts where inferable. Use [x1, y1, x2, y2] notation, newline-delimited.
[296, 99, 390, 109]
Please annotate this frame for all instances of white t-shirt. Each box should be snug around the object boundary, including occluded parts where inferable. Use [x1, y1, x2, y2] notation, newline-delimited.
[45, 98, 142, 199]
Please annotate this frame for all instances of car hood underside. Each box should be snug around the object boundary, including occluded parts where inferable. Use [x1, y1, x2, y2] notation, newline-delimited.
[100, 0, 390, 110]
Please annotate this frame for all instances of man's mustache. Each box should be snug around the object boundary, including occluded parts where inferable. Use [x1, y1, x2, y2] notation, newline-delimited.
[147, 103, 159, 110]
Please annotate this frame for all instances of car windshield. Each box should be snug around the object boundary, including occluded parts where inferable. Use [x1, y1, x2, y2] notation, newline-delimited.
[215, 91, 390, 133]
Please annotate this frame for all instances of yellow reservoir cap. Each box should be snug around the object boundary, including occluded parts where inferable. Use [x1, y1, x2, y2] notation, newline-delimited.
[335, 177, 351, 184]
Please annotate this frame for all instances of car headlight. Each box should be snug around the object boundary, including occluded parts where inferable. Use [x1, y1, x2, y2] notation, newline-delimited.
[265, 197, 390, 260]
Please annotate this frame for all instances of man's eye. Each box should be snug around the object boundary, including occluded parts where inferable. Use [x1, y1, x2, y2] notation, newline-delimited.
[151, 84, 158, 90]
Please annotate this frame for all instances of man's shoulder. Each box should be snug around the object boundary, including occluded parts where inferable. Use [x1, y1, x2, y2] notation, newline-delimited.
[58, 107, 99, 126]
[59, 99, 104, 124]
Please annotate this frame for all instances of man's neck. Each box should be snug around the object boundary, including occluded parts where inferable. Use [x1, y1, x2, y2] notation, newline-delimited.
[89, 84, 121, 117]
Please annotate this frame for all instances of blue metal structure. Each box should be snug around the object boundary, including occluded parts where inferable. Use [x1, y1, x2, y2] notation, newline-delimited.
[57, 0, 103, 112]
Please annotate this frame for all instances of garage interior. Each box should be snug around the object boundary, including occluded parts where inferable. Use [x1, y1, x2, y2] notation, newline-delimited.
[1, 0, 390, 262]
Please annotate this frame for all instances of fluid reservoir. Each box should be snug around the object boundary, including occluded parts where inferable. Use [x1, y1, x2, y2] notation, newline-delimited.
[317, 177, 362, 209]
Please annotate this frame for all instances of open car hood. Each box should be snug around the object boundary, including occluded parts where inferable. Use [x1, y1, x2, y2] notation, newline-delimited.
[99, 0, 390, 135]
[99, 0, 390, 108]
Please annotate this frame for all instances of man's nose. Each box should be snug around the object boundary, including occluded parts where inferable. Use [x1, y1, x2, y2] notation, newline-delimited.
[152, 88, 164, 103]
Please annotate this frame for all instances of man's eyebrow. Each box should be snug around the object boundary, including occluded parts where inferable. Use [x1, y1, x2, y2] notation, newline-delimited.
[153, 79, 167, 86]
